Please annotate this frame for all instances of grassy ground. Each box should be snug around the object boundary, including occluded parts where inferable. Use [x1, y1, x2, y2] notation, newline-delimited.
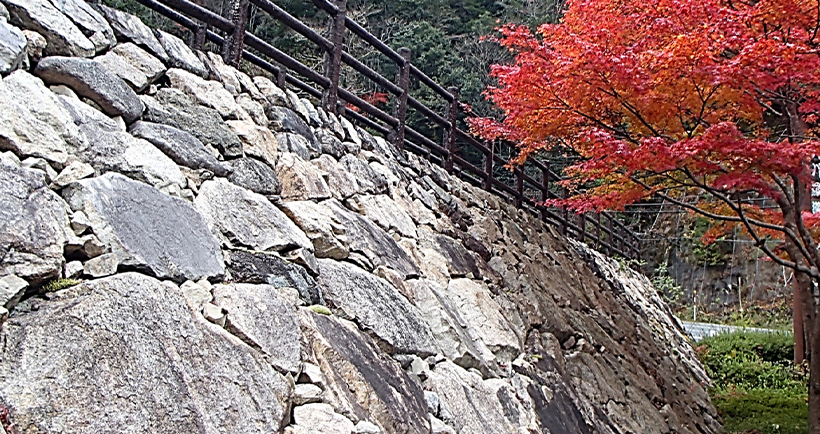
[676, 298, 794, 331]
[696, 331, 808, 433]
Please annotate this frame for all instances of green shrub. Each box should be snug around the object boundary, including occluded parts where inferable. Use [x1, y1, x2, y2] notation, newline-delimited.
[713, 389, 807, 434]
[39, 278, 81, 294]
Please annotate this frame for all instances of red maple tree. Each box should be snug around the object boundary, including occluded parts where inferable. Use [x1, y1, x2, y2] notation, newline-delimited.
[471, 0, 820, 428]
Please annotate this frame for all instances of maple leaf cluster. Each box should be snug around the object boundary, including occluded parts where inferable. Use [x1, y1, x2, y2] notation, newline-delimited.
[471, 0, 820, 225]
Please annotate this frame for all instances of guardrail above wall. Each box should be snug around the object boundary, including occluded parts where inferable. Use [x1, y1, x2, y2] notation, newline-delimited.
[131, 0, 642, 260]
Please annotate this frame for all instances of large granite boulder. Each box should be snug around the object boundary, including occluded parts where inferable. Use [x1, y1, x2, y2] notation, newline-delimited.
[0, 19, 26, 74]
[154, 29, 207, 77]
[2, 0, 99, 57]
[315, 259, 436, 357]
[212, 283, 301, 373]
[280, 200, 349, 260]
[275, 152, 332, 201]
[141, 88, 243, 158]
[226, 157, 281, 197]
[357, 194, 417, 238]
[0, 152, 70, 284]
[58, 95, 186, 191]
[166, 67, 241, 119]
[34, 56, 143, 123]
[195, 178, 312, 253]
[267, 106, 317, 150]
[300, 310, 431, 433]
[323, 199, 420, 278]
[62, 173, 225, 282]
[95, 42, 165, 92]
[128, 120, 231, 177]
[0, 273, 291, 433]
[92, 4, 168, 62]
[0, 70, 80, 166]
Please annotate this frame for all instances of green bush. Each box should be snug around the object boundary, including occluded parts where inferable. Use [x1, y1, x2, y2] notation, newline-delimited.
[698, 331, 808, 433]
[712, 389, 807, 434]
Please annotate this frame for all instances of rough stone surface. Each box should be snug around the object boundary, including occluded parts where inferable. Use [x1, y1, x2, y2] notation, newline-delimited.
[62, 173, 224, 282]
[95, 42, 164, 91]
[358, 194, 417, 238]
[281, 200, 349, 260]
[300, 311, 431, 434]
[311, 154, 359, 200]
[167, 67, 241, 119]
[35, 56, 143, 123]
[226, 120, 279, 166]
[51, 160, 94, 188]
[292, 403, 354, 434]
[225, 250, 323, 305]
[276, 132, 315, 161]
[316, 259, 436, 356]
[58, 95, 186, 190]
[82, 251, 119, 277]
[195, 178, 312, 253]
[323, 199, 420, 278]
[340, 154, 387, 194]
[141, 88, 242, 158]
[0, 19, 25, 74]
[93, 4, 168, 62]
[226, 157, 281, 197]
[0, 273, 291, 433]
[275, 152, 332, 201]
[0, 152, 69, 284]
[268, 106, 317, 151]
[2, 0, 95, 57]
[154, 29, 207, 77]
[128, 121, 231, 176]
[254, 75, 289, 108]
[212, 283, 301, 373]
[0, 274, 26, 310]
[0, 71, 77, 165]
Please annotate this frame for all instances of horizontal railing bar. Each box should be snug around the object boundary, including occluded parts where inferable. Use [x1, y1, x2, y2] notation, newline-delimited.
[345, 109, 391, 135]
[251, 0, 332, 51]
[410, 65, 454, 102]
[404, 126, 447, 155]
[310, 0, 338, 15]
[452, 155, 486, 178]
[157, 0, 232, 31]
[344, 18, 406, 66]
[134, 0, 198, 28]
[342, 54, 403, 95]
[338, 88, 398, 126]
[407, 96, 450, 128]
[455, 129, 491, 154]
[244, 33, 330, 88]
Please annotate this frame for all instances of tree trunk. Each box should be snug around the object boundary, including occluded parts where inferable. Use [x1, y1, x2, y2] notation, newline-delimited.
[810, 283, 820, 434]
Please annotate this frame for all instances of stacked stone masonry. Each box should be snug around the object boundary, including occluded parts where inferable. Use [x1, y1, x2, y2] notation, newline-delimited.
[0, 2, 720, 433]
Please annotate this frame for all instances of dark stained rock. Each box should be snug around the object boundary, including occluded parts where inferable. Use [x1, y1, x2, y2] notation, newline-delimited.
[227, 157, 281, 197]
[92, 4, 168, 62]
[300, 310, 431, 434]
[0, 152, 69, 284]
[129, 121, 231, 177]
[267, 106, 318, 153]
[62, 173, 225, 282]
[225, 249, 323, 305]
[315, 127, 344, 159]
[315, 259, 436, 357]
[433, 234, 479, 277]
[141, 88, 243, 158]
[0, 273, 291, 433]
[339, 154, 387, 194]
[34, 56, 143, 123]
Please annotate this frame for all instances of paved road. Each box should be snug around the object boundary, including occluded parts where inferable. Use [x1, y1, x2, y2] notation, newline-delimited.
[680, 320, 788, 341]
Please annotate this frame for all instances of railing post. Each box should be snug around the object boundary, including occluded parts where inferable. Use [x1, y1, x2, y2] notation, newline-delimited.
[560, 186, 569, 236]
[276, 62, 287, 89]
[540, 164, 550, 221]
[514, 166, 524, 208]
[444, 86, 460, 173]
[595, 213, 602, 249]
[322, 0, 346, 114]
[390, 47, 411, 150]
[579, 213, 587, 243]
[607, 214, 614, 256]
[483, 142, 494, 191]
[190, 23, 207, 51]
[223, 0, 250, 66]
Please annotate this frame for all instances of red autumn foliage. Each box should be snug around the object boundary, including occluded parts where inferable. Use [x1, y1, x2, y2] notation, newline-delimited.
[346, 92, 389, 112]
[471, 0, 820, 429]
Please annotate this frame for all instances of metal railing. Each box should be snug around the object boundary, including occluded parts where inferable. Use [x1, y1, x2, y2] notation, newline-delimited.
[132, 0, 642, 260]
